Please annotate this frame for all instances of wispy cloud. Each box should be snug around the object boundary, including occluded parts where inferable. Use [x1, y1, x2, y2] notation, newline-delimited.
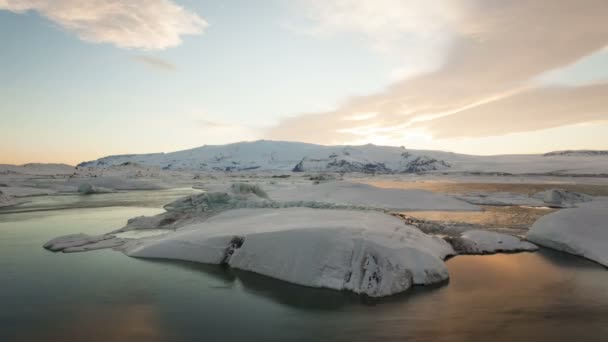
[269, 0, 608, 144]
[133, 55, 175, 71]
[294, 0, 462, 77]
[414, 83, 608, 138]
[0, 0, 208, 50]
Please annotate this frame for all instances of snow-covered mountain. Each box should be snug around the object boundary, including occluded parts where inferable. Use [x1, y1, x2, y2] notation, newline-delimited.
[78, 141, 456, 173]
[78, 140, 608, 175]
[79, 141, 320, 171]
[292, 145, 451, 173]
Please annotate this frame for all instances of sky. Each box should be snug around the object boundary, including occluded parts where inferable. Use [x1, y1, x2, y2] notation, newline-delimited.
[1, 0, 607, 165]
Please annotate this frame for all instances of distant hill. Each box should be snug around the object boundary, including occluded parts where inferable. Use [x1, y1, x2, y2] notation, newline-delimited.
[77, 140, 608, 176]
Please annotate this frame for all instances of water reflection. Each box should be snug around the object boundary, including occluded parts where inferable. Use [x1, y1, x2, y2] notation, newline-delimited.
[18, 303, 164, 342]
[361, 180, 608, 196]
[317, 251, 608, 342]
[402, 205, 556, 229]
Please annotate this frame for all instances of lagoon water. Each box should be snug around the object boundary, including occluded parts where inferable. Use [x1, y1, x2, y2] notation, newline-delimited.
[2, 201, 608, 341]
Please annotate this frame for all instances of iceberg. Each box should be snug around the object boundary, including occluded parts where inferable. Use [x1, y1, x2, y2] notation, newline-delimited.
[125, 208, 455, 297]
[455, 189, 592, 208]
[77, 183, 115, 195]
[448, 230, 538, 255]
[527, 198, 608, 267]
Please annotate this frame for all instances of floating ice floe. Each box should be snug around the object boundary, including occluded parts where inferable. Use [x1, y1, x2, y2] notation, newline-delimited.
[125, 208, 455, 297]
[535, 189, 592, 208]
[43, 234, 119, 252]
[454, 189, 592, 208]
[528, 198, 608, 267]
[77, 183, 115, 195]
[447, 230, 538, 255]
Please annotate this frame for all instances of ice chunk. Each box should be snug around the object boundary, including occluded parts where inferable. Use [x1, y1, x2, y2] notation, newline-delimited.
[63, 237, 125, 253]
[454, 189, 592, 208]
[448, 230, 538, 255]
[454, 192, 547, 207]
[229, 183, 269, 198]
[126, 208, 454, 297]
[77, 183, 114, 195]
[528, 198, 608, 267]
[43, 234, 115, 252]
[533, 189, 592, 208]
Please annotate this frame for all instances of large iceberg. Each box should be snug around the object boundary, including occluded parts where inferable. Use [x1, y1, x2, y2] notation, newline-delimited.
[125, 208, 454, 297]
[528, 198, 608, 266]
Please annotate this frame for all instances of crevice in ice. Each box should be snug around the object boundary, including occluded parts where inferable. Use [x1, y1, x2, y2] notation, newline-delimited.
[361, 254, 381, 295]
[222, 236, 245, 265]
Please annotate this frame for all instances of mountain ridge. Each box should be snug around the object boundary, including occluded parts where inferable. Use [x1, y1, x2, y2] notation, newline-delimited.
[77, 140, 608, 175]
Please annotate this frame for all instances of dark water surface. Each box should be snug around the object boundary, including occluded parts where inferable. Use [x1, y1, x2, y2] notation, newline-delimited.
[2, 207, 608, 342]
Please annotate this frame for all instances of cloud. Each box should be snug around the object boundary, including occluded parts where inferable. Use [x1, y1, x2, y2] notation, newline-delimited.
[193, 117, 261, 141]
[0, 0, 207, 49]
[268, 0, 608, 145]
[415, 83, 608, 138]
[133, 55, 175, 71]
[196, 119, 243, 129]
[296, 0, 460, 48]
[294, 0, 462, 75]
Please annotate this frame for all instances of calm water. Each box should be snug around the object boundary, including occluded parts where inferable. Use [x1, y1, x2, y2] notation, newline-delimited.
[2, 205, 608, 341]
[0, 188, 201, 214]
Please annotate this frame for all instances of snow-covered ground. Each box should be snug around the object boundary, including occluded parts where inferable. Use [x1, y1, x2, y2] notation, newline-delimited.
[528, 198, 608, 267]
[266, 181, 479, 211]
[125, 208, 454, 297]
